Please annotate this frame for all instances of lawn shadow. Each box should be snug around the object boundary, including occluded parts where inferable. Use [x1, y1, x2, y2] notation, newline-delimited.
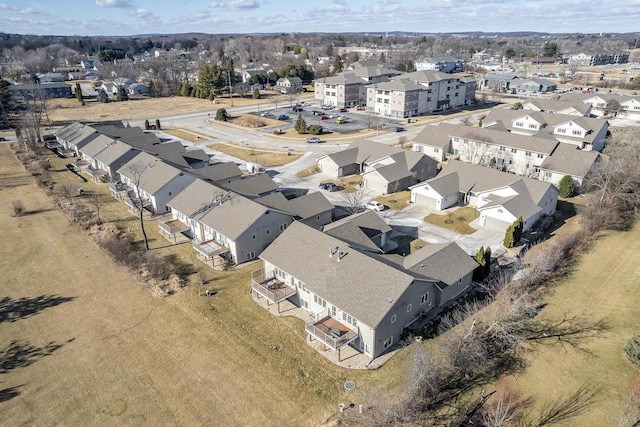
[0, 338, 75, 374]
[0, 295, 76, 324]
[164, 253, 197, 278]
[0, 172, 32, 189]
[24, 207, 55, 216]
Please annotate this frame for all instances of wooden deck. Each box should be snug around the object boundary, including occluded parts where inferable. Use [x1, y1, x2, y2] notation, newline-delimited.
[251, 270, 297, 304]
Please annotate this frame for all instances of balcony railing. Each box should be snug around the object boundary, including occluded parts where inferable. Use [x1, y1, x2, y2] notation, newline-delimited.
[192, 239, 229, 260]
[251, 269, 297, 303]
[305, 309, 359, 351]
[158, 218, 190, 236]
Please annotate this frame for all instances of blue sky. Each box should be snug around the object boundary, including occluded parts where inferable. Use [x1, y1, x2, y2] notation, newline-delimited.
[1, 0, 640, 36]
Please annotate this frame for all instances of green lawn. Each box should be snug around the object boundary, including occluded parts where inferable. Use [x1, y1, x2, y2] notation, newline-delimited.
[424, 206, 479, 235]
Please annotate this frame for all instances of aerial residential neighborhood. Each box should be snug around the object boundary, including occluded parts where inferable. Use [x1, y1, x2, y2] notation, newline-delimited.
[2, 3, 640, 426]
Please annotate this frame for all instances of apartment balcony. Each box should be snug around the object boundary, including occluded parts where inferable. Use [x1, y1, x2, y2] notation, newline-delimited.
[193, 239, 229, 266]
[305, 309, 359, 353]
[251, 269, 297, 304]
[86, 167, 108, 182]
[158, 218, 191, 243]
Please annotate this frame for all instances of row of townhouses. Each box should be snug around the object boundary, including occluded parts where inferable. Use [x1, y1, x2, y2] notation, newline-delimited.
[53, 121, 485, 363]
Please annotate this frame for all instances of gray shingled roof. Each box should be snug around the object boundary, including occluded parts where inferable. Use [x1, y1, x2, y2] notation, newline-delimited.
[437, 160, 555, 205]
[193, 162, 243, 183]
[255, 191, 333, 220]
[418, 172, 459, 196]
[371, 78, 425, 92]
[412, 123, 454, 149]
[79, 134, 117, 158]
[324, 147, 359, 168]
[477, 180, 541, 220]
[323, 210, 391, 253]
[315, 72, 366, 85]
[400, 70, 456, 83]
[167, 179, 227, 217]
[259, 222, 415, 327]
[482, 110, 607, 146]
[524, 99, 590, 115]
[93, 140, 139, 167]
[219, 173, 278, 197]
[117, 152, 191, 195]
[540, 143, 600, 178]
[401, 242, 478, 285]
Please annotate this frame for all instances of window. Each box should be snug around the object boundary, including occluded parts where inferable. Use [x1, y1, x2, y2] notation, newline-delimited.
[433, 148, 440, 153]
[557, 128, 566, 134]
[525, 151, 531, 157]
[246, 251, 255, 260]
[252, 234, 256, 240]
[529, 124, 537, 129]
[537, 153, 544, 159]
[279, 223, 287, 231]
[572, 130, 581, 135]
[421, 293, 429, 304]
[499, 146, 505, 151]
[313, 295, 327, 308]
[545, 171, 552, 178]
[391, 314, 396, 323]
[511, 148, 517, 153]
[331, 306, 336, 317]
[266, 229, 270, 235]
[383, 336, 393, 349]
[407, 304, 412, 313]
[515, 121, 524, 127]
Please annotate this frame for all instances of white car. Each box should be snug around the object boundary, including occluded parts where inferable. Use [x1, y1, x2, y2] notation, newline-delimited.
[260, 112, 272, 117]
[364, 201, 384, 212]
[329, 113, 339, 119]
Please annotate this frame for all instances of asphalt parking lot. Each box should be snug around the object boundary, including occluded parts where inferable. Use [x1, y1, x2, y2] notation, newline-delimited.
[252, 103, 401, 135]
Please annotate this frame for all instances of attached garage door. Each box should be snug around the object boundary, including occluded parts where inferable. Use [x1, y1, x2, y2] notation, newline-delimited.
[482, 215, 512, 231]
[415, 193, 439, 210]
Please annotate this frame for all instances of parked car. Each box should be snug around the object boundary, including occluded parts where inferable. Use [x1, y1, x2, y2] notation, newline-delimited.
[338, 108, 347, 112]
[319, 115, 329, 120]
[277, 114, 289, 120]
[336, 117, 348, 124]
[306, 137, 321, 143]
[329, 113, 339, 119]
[312, 110, 322, 115]
[0, 137, 7, 141]
[394, 126, 405, 132]
[364, 201, 384, 212]
[260, 112, 272, 117]
[292, 106, 303, 112]
[322, 105, 333, 110]
[319, 181, 337, 191]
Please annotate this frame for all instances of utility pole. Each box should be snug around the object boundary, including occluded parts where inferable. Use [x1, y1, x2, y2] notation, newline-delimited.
[227, 70, 233, 107]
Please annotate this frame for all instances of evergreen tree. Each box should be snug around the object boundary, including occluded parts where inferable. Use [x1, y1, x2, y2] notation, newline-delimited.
[116, 86, 129, 101]
[75, 83, 84, 105]
[144, 119, 150, 130]
[483, 247, 492, 278]
[559, 175, 575, 198]
[155, 119, 161, 130]
[148, 80, 157, 98]
[97, 89, 109, 103]
[215, 108, 229, 121]
[473, 246, 486, 281]
[294, 114, 308, 134]
[252, 88, 261, 99]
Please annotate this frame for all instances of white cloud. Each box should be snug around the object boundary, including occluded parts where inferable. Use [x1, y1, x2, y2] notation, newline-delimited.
[128, 8, 154, 18]
[0, 3, 43, 15]
[95, 0, 132, 8]
[211, 0, 260, 10]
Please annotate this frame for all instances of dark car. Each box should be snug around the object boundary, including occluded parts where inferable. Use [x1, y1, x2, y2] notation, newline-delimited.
[292, 106, 303, 112]
[319, 181, 337, 190]
[277, 114, 289, 120]
[394, 126, 405, 132]
[0, 137, 7, 141]
[312, 110, 322, 115]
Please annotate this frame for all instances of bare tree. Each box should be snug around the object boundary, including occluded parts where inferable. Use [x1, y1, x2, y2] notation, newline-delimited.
[89, 193, 105, 224]
[460, 132, 492, 165]
[339, 188, 366, 214]
[270, 93, 282, 109]
[611, 379, 640, 427]
[11, 200, 24, 217]
[480, 384, 527, 427]
[56, 181, 78, 201]
[124, 163, 151, 250]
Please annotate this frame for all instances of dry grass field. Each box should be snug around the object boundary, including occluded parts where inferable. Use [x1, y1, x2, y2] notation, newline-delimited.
[208, 143, 302, 167]
[497, 224, 640, 425]
[375, 191, 411, 211]
[424, 206, 480, 234]
[0, 145, 407, 426]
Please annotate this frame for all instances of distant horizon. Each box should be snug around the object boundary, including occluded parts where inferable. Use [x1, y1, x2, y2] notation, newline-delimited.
[1, 0, 640, 37]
